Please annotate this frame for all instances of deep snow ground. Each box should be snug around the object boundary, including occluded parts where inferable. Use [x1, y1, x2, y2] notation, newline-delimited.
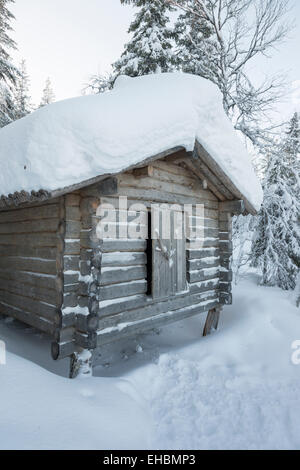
[0, 272, 299, 450]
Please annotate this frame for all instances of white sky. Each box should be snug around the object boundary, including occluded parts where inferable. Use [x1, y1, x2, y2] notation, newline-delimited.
[10, 0, 300, 116]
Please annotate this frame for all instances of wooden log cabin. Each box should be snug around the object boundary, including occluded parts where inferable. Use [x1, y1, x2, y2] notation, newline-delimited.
[0, 74, 262, 376]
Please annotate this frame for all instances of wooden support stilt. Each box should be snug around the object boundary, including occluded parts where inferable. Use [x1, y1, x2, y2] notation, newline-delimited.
[203, 307, 222, 337]
[69, 349, 93, 379]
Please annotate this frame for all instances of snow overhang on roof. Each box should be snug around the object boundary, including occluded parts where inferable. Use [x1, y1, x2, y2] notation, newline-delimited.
[0, 73, 263, 213]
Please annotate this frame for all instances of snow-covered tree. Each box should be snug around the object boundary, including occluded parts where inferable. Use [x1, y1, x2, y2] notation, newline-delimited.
[251, 113, 300, 290]
[83, 72, 115, 95]
[39, 77, 55, 107]
[0, 0, 19, 127]
[113, 0, 175, 77]
[13, 59, 32, 119]
[169, 0, 291, 150]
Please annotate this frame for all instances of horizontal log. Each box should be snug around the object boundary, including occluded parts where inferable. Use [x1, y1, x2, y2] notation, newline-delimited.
[99, 280, 147, 301]
[187, 238, 219, 249]
[0, 203, 60, 223]
[65, 194, 80, 207]
[0, 301, 54, 335]
[188, 267, 220, 283]
[220, 270, 233, 282]
[117, 173, 217, 201]
[84, 299, 220, 348]
[65, 206, 81, 221]
[99, 290, 218, 327]
[0, 233, 58, 247]
[188, 216, 218, 229]
[63, 255, 80, 272]
[101, 252, 147, 267]
[104, 189, 219, 209]
[0, 269, 57, 290]
[0, 245, 57, 259]
[0, 257, 57, 275]
[0, 218, 59, 234]
[0, 278, 61, 306]
[97, 177, 118, 196]
[101, 239, 147, 253]
[0, 289, 57, 321]
[65, 221, 81, 238]
[219, 240, 233, 252]
[51, 340, 76, 359]
[64, 239, 80, 255]
[100, 266, 147, 286]
[188, 258, 220, 271]
[187, 247, 220, 259]
[219, 282, 232, 293]
[219, 200, 245, 214]
[189, 278, 219, 294]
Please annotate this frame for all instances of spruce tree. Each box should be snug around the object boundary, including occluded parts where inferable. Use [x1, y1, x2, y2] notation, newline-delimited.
[113, 0, 175, 77]
[39, 77, 55, 107]
[174, 6, 214, 75]
[0, 0, 18, 127]
[252, 113, 300, 290]
[13, 59, 31, 119]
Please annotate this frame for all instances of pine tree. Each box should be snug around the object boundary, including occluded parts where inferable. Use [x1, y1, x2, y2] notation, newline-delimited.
[39, 77, 55, 107]
[252, 113, 300, 290]
[13, 59, 31, 119]
[0, 0, 19, 127]
[174, 6, 214, 75]
[113, 0, 175, 77]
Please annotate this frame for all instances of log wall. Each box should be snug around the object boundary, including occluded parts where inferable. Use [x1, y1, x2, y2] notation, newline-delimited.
[74, 157, 223, 349]
[0, 199, 63, 334]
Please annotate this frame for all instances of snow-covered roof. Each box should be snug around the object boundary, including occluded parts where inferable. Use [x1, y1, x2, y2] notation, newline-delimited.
[0, 73, 262, 212]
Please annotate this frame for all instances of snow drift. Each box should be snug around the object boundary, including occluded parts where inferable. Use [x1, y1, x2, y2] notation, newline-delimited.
[0, 73, 262, 211]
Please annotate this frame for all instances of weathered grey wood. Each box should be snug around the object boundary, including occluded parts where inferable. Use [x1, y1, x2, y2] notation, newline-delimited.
[0, 218, 60, 234]
[63, 255, 80, 271]
[187, 247, 220, 259]
[0, 279, 61, 306]
[220, 270, 233, 282]
[195, 141, 256, 215]
[65, 206, 81, 221]
[51, 340, 76, 360]
[0, 269, 57, 290]
[219, 200, 245, 215]
[0, 203, 60, 223]
[65, 193, 81, 207]
[99, 291, 218, 330]
[0, 257, 57, 275]
[100, 266, 147, 286]
[132, 166, 154, 178]
[65, 220, 81, 238]
[183, 158, 227, 201]
[101, 239, 147, 253]
[0, 301, 54, 334]
[97, 177, 118, 196]
[78, 299, 220, 348]
[187, 238, 219, 249]
[219, 292, 232, 305]
[188, 257, 220, 270]
[64, 239, 80, 255]
[117, 173, 217, 201]
[188, 267, 220, 283]
[101, 252, 147, 267]
[0, 289, 57, 320]
[0, 233, 58, 247]
[203, 307, 221, 336]
[99, 280, 147, 301]
[0, 245, 57, 259]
